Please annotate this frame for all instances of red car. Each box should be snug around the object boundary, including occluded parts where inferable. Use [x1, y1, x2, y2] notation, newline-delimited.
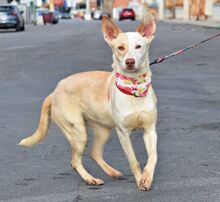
[119, 8, 135, 21]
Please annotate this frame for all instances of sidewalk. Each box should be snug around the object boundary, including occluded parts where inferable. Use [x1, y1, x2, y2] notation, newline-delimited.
[162, 19, 220, 29]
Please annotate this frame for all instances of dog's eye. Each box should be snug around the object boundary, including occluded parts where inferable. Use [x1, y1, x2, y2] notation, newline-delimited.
[135, 45, 142, 49]
[118, 46, 125, 51]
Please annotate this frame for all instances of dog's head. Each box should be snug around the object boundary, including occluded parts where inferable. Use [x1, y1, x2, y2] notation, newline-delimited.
[102, 12, 156, 73]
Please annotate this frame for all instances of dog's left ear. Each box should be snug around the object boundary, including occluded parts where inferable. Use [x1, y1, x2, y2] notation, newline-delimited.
[136, 12, 156, 41]
[102, 16, 122, 45]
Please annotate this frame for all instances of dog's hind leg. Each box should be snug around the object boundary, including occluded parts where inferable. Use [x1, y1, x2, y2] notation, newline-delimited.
[68, 124, 104, 186]
[90, 124, 122, 178]
[56, 117, 104, 186]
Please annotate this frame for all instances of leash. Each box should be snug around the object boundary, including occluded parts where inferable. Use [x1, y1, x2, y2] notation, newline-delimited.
[150, 33, 220, 66]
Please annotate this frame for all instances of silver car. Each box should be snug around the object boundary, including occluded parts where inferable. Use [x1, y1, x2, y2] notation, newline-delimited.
[0, 5, 25, 32]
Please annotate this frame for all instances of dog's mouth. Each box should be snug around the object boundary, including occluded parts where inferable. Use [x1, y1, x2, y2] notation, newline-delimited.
[121, 65, 146, 73]
[123, 64, 137, 72]
[126, 65, 135, 70]
[120, 63, 142, 72]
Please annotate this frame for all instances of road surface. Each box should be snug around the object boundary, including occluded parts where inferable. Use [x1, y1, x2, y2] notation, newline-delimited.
[0, 19, 220, 201]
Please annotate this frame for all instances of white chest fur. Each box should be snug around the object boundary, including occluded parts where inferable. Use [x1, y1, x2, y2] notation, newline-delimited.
[110, 84, 157, 130]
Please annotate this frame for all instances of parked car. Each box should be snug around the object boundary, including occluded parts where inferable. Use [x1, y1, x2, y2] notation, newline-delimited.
[72, 2, 86, 18]
[84, 11, 91, 20]
[93, 10, 102, 20]
[92, 10, 111, 20]
[61, 12, 71, 19]
[119, 8, 135, 21]
[0, 4, 25, 31]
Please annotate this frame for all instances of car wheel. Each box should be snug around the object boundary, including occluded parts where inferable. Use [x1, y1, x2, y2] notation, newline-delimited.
[15, 24, 21, 32]
[131, 17, 135, 21]
[20, 24, 25, 31]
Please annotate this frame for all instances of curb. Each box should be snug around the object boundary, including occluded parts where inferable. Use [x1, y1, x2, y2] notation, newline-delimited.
[161, 19, 220, 29]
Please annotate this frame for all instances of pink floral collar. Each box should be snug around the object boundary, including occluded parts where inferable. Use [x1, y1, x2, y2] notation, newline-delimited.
[115, 72, 151, 97]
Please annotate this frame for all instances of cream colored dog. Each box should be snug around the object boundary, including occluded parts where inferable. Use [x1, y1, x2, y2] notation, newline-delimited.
[18, 13, 158, 191]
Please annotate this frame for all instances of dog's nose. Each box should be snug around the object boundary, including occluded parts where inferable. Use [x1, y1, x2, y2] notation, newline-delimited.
[125, 58, 135, 67]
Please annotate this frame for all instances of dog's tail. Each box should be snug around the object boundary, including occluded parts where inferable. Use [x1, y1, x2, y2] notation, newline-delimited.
[18, 94, 52, 147]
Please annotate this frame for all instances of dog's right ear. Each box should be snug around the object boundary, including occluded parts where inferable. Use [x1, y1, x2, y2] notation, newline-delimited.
[102, 16, 122, 45]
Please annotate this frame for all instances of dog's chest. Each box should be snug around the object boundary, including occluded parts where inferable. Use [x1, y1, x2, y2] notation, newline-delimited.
[110, 86, 157, 130]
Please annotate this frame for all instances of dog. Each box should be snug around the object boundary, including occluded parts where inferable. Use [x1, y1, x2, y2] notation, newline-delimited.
[18, 12, 158, 191]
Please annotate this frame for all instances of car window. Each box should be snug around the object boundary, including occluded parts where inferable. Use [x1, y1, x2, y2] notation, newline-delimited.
[123, 9, 132, 12]
[76, 3, 86, 9]
[0, 6, 13, 12]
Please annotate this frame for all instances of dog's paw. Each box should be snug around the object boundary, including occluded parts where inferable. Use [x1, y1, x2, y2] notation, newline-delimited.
[85, 178, 104, 186]
[138, 171, 152, 191]
[138, 178, 152, 191]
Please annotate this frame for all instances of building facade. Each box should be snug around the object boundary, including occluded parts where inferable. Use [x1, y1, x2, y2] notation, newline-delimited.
[0, 0, 7, 4]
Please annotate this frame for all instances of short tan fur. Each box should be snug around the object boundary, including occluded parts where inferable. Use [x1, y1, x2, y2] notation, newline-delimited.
[19, 12, 158, 191]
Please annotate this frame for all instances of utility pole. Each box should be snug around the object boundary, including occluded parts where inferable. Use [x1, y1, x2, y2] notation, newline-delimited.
[0, 0, 7, 5]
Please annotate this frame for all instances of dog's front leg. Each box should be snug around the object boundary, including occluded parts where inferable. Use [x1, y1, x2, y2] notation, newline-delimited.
[139, 125, 158, 191]
[116, 127, 142, 188]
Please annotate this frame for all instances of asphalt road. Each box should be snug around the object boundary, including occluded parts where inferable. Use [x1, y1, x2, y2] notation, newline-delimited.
[0, 19, 220, 202]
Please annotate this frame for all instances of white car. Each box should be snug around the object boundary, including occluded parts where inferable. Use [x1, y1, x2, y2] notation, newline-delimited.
[93, 10, 102, 20]
[84, 12, 91, 21]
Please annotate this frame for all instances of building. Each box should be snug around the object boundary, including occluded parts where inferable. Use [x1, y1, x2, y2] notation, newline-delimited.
[159, 0, 220, 21]
[0, 0, 7, 4]
[72, 0, 97, 10]
[113, 0, 128, 8]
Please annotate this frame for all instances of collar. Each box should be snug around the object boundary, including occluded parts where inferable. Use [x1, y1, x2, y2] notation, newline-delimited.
[115, 72, 151, 97]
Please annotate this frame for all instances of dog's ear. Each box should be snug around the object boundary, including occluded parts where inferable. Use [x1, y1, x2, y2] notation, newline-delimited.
[136, 12, 156, 41]
[102, 16, 122, 45]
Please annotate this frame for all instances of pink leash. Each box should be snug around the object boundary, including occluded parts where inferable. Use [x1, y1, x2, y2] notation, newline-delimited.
[150, 33, 220, 66]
